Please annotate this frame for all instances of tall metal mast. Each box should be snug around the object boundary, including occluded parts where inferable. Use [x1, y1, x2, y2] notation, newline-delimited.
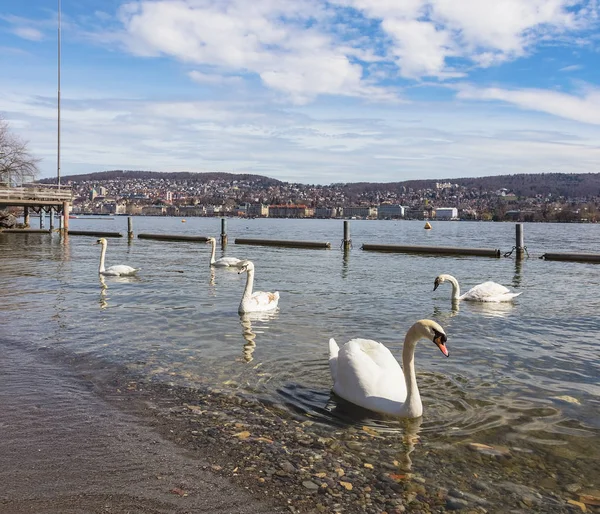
[57, 0, 61, 187]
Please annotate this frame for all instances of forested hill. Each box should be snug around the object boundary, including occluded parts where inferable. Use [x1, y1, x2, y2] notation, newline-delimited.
[43, 170, 600, 198]
[342, 173, 600, 198]
[41, 170, 283, 187]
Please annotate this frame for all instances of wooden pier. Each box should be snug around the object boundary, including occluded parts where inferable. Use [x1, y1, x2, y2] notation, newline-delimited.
[0, 184, 72, 231]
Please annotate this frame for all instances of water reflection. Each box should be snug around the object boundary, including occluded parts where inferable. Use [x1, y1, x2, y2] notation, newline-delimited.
[513, 258, 523, 288]
[239, 311, 280, 363]
[464, 300, 515, 318]
[208, 267, 216, 295]
[342, 249, 350, 279]
[240, 313, 257, 362]
[99, 275, 108, 309]
[325, 397, 423, 470]
[431, 303, 460, 323]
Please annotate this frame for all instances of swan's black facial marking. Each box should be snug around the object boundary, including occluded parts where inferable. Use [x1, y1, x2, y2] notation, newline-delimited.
[432, 328, 449, 357]
[433, 277, 441, 291]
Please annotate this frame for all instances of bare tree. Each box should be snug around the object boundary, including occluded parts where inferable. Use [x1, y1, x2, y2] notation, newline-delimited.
[0, 115, 40, 186]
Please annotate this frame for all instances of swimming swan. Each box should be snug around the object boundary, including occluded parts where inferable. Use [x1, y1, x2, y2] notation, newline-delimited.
[237, 260, 279, 314]
[434, 274, 521, 302]
[96, 238, 140, 276]
[206, 237, 242, 267]
[328, 319, 448, 418]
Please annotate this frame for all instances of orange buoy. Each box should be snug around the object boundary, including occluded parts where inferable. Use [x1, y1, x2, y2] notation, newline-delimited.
[424, 221, 432, 230]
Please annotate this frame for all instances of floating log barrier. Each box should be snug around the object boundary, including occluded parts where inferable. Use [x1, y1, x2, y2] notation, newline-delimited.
[68, 230, 123, 237]
[137, 233, 209, 242]
[235, 238, 331, 249]
[361, 243, 501, 257]
[1, 229, 52, 234]
[540, 252, 600, 263]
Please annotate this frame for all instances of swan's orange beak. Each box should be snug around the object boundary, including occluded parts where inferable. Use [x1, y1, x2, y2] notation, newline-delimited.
[434, 334, 449, 357]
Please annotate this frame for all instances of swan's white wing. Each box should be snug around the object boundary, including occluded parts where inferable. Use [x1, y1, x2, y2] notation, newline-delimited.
[214, 257, 242, 267]
[103, 265, 140, 276]
[248, 291, 279, 310]
[328, 338, 339, 382]
[461, 281, 516, 302]
[332, 338, 407, 411]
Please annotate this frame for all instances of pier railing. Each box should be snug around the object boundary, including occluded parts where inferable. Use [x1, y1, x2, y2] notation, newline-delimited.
[0, 183, 73, 203]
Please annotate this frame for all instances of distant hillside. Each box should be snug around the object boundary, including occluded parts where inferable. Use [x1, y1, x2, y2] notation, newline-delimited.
[40, 170, 600, 198]
[342, 173, 600, 198]
[40, 170, 283, 187]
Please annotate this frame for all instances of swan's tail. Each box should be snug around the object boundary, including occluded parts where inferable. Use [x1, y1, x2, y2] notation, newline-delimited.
[328, 338, 339, 381]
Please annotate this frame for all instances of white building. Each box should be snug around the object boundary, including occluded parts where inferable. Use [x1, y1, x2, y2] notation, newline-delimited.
[377, 204, 405, 219]
[435, 207, 458, 220]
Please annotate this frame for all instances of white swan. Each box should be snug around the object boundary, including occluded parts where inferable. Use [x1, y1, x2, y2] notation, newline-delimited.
[328, 319, 448, 418]
[434, 273, 521, 302]
[96, 238, 140, 276]
[206, 237, 242, 267]
[237, 260, 279, 314]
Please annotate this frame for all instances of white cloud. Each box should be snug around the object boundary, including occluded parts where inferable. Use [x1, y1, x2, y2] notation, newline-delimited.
[188, 71, 242, 86]
[559, 64, 584, 72]
[12, 26, 44, 41]
[110, 0, 600, 97]
[457, 85, 600, 125]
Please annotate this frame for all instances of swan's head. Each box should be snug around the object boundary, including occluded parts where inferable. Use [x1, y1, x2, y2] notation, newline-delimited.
[96, 238, 107, 246]
[205, 237, 216, 245]
[237, 260, 255, 274]
[415, 319, 449, 357]
[433, 274, 450, 291]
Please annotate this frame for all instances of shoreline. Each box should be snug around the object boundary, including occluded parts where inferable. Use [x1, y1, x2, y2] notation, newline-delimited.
[1, 341, 597, 513]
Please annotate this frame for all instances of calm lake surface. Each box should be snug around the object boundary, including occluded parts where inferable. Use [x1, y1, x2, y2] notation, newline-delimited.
[1, 217, 599, 500]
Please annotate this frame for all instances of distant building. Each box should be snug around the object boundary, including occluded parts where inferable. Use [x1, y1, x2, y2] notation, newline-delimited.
[247, 203, 269, 217]
[342, 206, 377, 219]
[314, 207, 341, 218]
[435, 207, 458, 220]
[377, 204, 405, 219]
[268, 204, 312, 218]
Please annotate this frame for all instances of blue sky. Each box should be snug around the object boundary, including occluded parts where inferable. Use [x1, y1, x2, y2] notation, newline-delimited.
[1, 0, 599, 184]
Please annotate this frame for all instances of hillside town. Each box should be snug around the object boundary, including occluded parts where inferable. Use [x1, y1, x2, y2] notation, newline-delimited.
[63, 171, 599, 222]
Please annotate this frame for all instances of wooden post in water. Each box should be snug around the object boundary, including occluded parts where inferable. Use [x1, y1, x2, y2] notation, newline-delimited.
[62, 201, 69, 233]
[49, 209, 55, 231]
[343, 220, 351, 251]
[128, 216, 134, 240]
[23, 207, 30, 228]
[516, 223, 524, 260]
[39, 209, 45, 230]
[220, 218, 228, 248]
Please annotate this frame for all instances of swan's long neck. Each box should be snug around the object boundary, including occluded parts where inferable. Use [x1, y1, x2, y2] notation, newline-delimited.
[98, 243, 107, 273]
[209, 239, 216, 264]
[400, 326, 423, 418]
[446, 275, 461, 300]
[240, 268, 254, 307]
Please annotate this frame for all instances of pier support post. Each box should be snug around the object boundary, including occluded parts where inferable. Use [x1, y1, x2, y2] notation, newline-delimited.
[23, 207, 30, 228]
[221, 218, 228, 248]
[516, 223, 524, 260]
[343, 220, 351, 251]
[39, 209, 45, 230]
[128, 216, 134, 240]
[62, 201, 70, 233]
[49, 209, 55, 231]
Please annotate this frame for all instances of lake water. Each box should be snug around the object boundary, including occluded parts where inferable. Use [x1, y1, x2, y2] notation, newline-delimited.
[1, 217, 599, 504]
